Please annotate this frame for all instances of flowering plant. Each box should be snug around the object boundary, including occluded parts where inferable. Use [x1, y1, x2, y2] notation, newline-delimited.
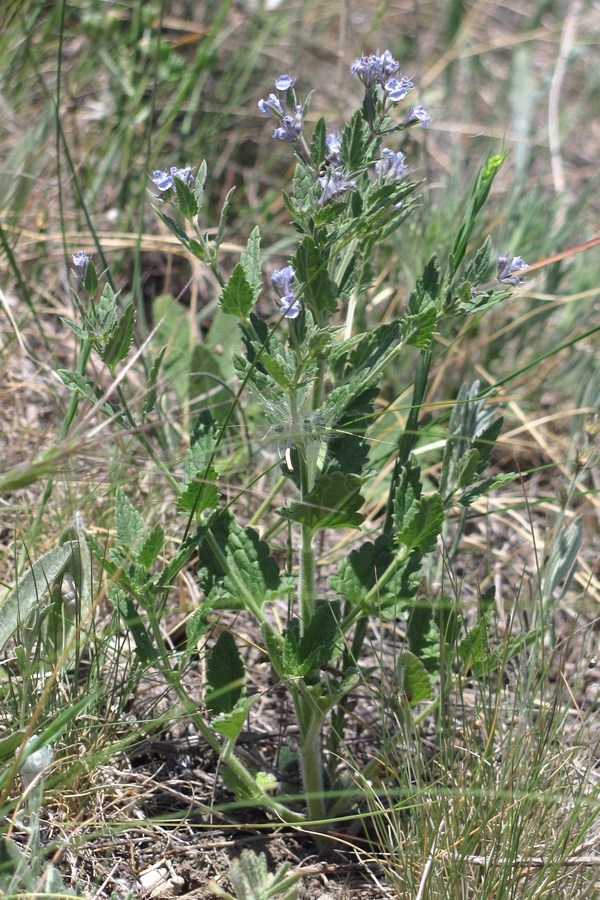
[64, 51, 528, 837]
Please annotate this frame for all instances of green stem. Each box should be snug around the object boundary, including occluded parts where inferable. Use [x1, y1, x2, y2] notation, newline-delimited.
[147, 611, 303, 824]
[291, 687, 327, 827]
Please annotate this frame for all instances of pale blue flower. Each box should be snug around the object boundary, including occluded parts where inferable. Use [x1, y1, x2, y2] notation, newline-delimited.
[258, 93, 284, 116]
[258, 77, 303, 142]
[351, 50, 399, 88]
[151, 166, 194, 192]
[403, 105, 430, 127]
[72, 250, 90, 269]
[273, 108, 303, 142]
[274, 74, 295, 91]
[325, 132, 342, 164]
[384, 75, 413, 102]
[376, 148, 409, 180]
[497, 256, 528, 285]
[272, 265, 300, 318]
[318, 167, 357, 204]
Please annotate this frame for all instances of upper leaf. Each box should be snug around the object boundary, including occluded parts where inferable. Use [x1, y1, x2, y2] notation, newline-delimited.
[197, 510, 286, 610]
[206, 630, 245, 715]
[219, 263, 255, 319]
[278, 472, 365, 533]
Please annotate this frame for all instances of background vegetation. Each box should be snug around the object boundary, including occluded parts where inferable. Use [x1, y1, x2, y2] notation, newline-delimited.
[0, 1, 598, 897]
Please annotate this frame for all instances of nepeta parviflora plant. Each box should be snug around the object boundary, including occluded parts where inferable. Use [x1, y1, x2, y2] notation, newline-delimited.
[62, 52, 530, 835]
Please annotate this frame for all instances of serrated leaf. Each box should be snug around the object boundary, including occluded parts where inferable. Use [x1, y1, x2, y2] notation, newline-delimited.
[279, 472, 365, 533]
[186, 607, 210, 651]
[142, 345, 167, 416]
[407, 256, 440, 316]
[99, 302, 135, 374]
[219, 263, 255, 319]
[341, 109, 367, 169]
[176, 470, 219, 519]
[240, 226, 262, 299]
[109, 587, 156, 664]
[458, 473, 517, 506]
[173, 175, 198, 217]
[292, 163, 317, 210]
[282, 604, 339, 677]
[394, 458, 444, 553]
[310, 116, 327, 167]
[115, 487, 146, 553]
[61, 317, 89, 340]
[396, 651, 433, 707]
[212, 695, 257, 742]
[197, 510, 283, 610]
[406, 600, 440, 674]
[58, 370, 127, 425]
[83, 259, 98, 297]
[329, 535, 394, 606]
[293, 236, 337, 315]
[206, 630, 245, 715]
[137, 523, 164, 570]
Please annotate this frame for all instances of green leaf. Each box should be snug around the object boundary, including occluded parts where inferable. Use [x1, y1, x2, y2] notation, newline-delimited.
[206, 630, 245, 715]
[58, 370, 127, 425]
[227, 849, 300, 900]
[394, 458, 444, 553]
[99, 302, 135, 374]
[83, 259, 98, 297]
[115, 487, 146, 553]
[449, 152, 506, 279]
[542, 517, 582, 602]
[197, 511, 284, 610]
[173, 175, 198, 217]
[216, 186, 235, 247]
[291, 162, 318, 211]
[137, 523, 164, 570]
[194, 160, 207, 210]
[212, 695, 257, 742]
[282, 604, 339, 677]
[407, 256, 440, 316]
[293, 236, 337, 315]
[153, 207, 190, 247]
[458, 473, 517, 506]
[396, 651, 433, 707]
[186, 607, 210, 651]
[279, 472, 365, 533]
[310, 116, 327, 167]
[341, 109, 368, 169]
[240, 226, 262, 299]
[176, 471, 219, 520]
[406, 600, 440, 674]
[0, 542, 81, 652]
[329, 535, 394, 606]
[109, 587, 157, 664]
[142, 346, 167, 416]
[219, 263, 255, 319]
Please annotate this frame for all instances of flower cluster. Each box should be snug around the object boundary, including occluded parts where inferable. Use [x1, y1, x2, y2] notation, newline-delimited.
[258, 75, 303, 143]
[375, 148, 409, 181]
[497, 256, 529, 285]
[318, 168, 357, 204]
[351, 50, 429, 127]
[271, 265, 300, 318]
[151, 166, 194, 192]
